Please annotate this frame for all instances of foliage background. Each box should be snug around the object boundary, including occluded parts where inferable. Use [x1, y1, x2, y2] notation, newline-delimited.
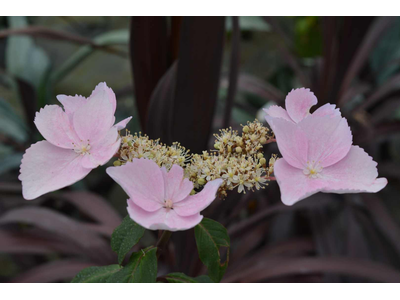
[1, 16, 400, 282]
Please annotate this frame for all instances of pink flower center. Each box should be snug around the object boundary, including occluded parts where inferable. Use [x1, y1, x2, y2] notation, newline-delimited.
[303, 161, 323, 179]
[164, 199, 173, 210]
[73, 140, 91, 155]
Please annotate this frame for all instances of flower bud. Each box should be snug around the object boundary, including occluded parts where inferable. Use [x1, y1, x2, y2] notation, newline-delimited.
[243, 125, 250, 133]
[197, 178, 206, 185]
[260, 137, 267, 144]
[236, 147, 242, 153]
[260, 158, 267, 165]
[113, 160, 122, 167]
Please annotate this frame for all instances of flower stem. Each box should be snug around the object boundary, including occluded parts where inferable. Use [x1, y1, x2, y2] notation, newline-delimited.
[156, 230, 173, 259]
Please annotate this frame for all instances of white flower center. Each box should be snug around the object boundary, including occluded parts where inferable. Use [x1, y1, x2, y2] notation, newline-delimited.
[164, 199, 173, 210]
[73, 140, 91, 155]
[303, 161, 323, 179]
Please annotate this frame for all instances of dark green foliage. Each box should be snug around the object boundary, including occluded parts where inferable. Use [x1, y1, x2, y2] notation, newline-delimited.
[111, 216, 145, 265]
[71, 265, 122, 283]
[194, 218, 230, 283]
[165, 272, 214, 283]
[106, 247, 158, 283]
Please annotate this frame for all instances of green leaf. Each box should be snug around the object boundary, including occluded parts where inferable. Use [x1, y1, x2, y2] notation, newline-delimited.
[6, 17, 50, 89]
[195, 275, 214, 283]
[165, 273, 198, 283]
[111, 216, 145, 265]
[107, 247, 157, 283]
[71, 265, 122, 283]
[165, 273, 214, 283]
[50, 29, 129, 85]
[194, 218, 230, 283]
[0, 97, 28, 143]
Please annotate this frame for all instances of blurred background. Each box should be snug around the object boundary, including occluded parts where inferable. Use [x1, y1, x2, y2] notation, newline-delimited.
[1, 16, 400, 283]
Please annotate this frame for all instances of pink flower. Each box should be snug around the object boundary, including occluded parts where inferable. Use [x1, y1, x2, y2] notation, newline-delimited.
[265, 88, 387, 206]
[106, 158, 223, 231]
[19, 82, 131, 200]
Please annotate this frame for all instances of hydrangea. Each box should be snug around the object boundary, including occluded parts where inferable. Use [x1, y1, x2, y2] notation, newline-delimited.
[19, 82, 131, 200]
[106, 158, 223, 231]
[264, 88, 387, 205]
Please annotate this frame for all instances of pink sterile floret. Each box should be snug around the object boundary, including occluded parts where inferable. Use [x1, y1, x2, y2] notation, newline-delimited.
[264, 88, 387, 206]
[106, 158, 223, 231]
[19, 82, 131, 200]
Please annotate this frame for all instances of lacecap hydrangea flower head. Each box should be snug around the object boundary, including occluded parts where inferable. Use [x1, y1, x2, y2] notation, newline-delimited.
[19, 82, 131, 200]
[106, 158, 223, 231]
[264, 88, 387, 206]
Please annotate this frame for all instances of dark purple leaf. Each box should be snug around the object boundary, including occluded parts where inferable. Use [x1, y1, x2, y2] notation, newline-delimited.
[11, 259, 96, 283]
[59, 191, 121, 229]
[223, 256, 400, 283]
[146, 61, 178, 142]
[338, 17, 397, 105]
[228, 238, 314, 275]
[129, 17, 169, 131]
[227, 203, 291, 237]
[223, 16, 240, 128]
[355, 73, 400, 113]
[0, 229, 81, 255]
[363, 195, 400, 255]
[171, 16, 225, 153]
[0, 207, 108, 249]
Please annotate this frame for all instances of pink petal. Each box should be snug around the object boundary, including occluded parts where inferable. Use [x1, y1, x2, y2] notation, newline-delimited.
[34, 105, 79, 149]
[173, 178, 195, 203]
[114, 116, 132, 130]
[106, 159, 164, 212]
[56, 94, 87, 115]
[174, 179, 223, 217]
[265, 116, 308, 169]
[90, 82, 116, 114]
[298, 114, 352, 168]
[263, 106, 292, 122]
[162, 164, 194, 202]
[273, 158, 326, 206]
[127, 200, 203, 231]
[18, 141, 91, 200]
[73, 90, 114, 145]
[285, 88, 318, 123]
[81, 127, 120, 169]
[162, 164, 183, 200]
[322, 146, 388, 193]
[312, 103, 341, 118]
